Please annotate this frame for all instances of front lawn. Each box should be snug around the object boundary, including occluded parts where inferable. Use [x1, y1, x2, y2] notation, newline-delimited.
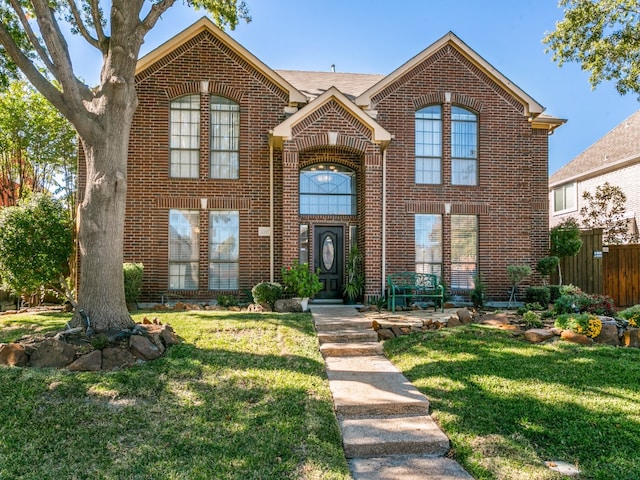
[0, 310, 350, 480]
[384, 324, 640, 480]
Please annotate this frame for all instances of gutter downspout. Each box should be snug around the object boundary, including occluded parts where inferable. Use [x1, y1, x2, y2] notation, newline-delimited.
[381, 143, 389, 298]
[269, 136, 275, 283]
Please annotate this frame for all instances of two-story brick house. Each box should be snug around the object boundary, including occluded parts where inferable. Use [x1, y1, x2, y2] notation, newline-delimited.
[122, 17, 563, 303]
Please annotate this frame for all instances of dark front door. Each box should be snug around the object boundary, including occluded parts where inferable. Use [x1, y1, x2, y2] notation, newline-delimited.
[314, 226, 344, 299]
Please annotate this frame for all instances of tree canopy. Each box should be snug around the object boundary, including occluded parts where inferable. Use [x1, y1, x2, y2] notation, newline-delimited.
[544, 0, 640, 97]
[550, 218, 583, 285]
[580, 181, 637, 244]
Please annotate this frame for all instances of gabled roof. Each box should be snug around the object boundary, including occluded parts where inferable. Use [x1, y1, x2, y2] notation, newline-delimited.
[550, 109, 640, 187]
[276, 70, 384, 102]
[136, 17, 307, 106]
[356, 31, 554, 120]
[271, 86, 392, 149]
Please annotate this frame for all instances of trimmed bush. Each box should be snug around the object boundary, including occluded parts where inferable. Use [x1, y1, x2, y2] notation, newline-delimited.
[251, 282, 283, 311]
[525, 286, 551, 306]
[553, 291, 615, 317]
[549, 285, 562, 303]
[123, 263, 144, 304]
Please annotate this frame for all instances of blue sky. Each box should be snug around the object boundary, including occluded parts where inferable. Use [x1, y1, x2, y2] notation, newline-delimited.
[74, 1, 640, 174]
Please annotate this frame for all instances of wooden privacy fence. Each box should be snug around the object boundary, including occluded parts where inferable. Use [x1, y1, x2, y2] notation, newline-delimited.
[557, 228, 640, 307]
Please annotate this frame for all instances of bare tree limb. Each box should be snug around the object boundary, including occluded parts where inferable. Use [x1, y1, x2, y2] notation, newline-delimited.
[65, 0, 101, 50]
[89, 0, 107, 46]
[140, 0, 177, 35]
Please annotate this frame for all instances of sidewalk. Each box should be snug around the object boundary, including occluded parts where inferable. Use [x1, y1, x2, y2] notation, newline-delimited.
[310, 305, 473, 480]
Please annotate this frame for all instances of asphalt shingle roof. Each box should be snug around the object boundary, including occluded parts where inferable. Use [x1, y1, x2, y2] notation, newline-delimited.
[276, 70, 385, 102]
[550, 109, 640, 185]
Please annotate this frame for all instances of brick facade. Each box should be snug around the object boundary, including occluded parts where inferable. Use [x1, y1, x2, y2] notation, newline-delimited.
[108, 19, 560, 303]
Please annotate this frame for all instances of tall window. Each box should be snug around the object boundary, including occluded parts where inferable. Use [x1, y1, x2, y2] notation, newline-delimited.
[209, 211, 239, 290]
[300, 164, 356, 215]
[210, 96, 240, 179]
[415, 105, 442, 184]
[451, 106, 478, 185]
[169, 210, 199, 290]
[553, 182, 577, 213]
[170, 95, 200, 178]
[415, 214, 442, 277]
[451, 215, 478, 289]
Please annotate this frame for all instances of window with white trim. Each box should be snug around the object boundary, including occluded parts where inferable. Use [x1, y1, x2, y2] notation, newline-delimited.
[169, 95, 200, 178]
[300, 163, 356, 215]
[451, 106, 478, 185]
[209, 211, 239, 290]
[451, 215, 478, 289]
[415, 105, 442, 184]
[415, 214, 442, 277]
[169, 210, 199, 290]
[210, 96, 240, 179]
[553, 182, 577, 213]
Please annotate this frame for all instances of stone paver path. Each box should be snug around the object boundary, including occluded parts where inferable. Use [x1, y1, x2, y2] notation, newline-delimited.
[311, 305, 473, 480]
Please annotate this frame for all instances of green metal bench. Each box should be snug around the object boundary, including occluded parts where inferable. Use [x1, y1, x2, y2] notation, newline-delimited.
[387, 272, 444, 312]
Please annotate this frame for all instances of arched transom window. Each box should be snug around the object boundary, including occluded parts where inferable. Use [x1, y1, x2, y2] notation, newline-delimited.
[300, 163, 356, 215]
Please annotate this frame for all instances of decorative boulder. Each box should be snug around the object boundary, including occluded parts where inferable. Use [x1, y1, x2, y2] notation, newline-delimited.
[102, 347, 137, 370]
[622, 328, 640, 348]
[560, 330, 594, 345]
[524, 329, 554, 343]
[67, 350, 103, 371]
[0, 343, 29, 367]
[274, 298, 303, 313]
[129, 335, 162, 361]
[29, 338, 76, 368]
[594, 322, 620, 346]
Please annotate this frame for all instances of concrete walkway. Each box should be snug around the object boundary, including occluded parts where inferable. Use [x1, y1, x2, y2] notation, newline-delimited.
[310, 305, 473, 480]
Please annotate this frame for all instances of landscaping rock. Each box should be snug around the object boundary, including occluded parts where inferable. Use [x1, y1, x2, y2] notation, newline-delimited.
[102, 347, 137, 370]
[377, 328, 395, 340]
[29, 338, 76, 368]
[524, 328, 554, 343]
[622, 328, 640, 348]
[594, 323, 620, 346]
[0, 343, 29, 366]
[129, 335, 162, 360]
[457, 308, 473, 324]
[560, 330, 593, 345]
[160, 325, 180, 346]
[67, 350, 102, 371]
[447, 315, 462, 327]
[274, 298, 303, 313]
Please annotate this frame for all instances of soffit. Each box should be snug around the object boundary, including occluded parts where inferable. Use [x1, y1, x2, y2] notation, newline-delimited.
[135, 17, 307, 105]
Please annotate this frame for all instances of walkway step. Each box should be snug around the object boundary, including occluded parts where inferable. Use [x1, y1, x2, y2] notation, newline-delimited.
[325, 355, 430, 416]
[320, 342, 383, 357]
[340, 414, 450, 458]
[349, 455, 474, 480]
[317, 329, 378, 344]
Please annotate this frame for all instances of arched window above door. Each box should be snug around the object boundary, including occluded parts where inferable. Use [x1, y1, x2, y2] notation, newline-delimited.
[300, 163, 356, 215]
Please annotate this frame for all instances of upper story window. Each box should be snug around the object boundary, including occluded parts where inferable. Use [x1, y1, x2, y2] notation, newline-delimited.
[300, 163, 356, 215]
[553, 182, 577, 213]
[210, 96, 240, 179]
[415, 105, 442, 184]
[451, 106, 478, 186]
[170, 95, 200, 178]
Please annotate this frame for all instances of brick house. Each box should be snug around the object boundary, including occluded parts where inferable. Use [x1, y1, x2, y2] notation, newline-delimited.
[122, 17, 563, 303]
[549, 109, 640, 240]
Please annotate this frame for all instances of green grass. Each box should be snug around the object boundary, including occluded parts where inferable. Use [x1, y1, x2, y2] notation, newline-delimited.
[384, 324, 640, 480]
[0, 310, 350, 480]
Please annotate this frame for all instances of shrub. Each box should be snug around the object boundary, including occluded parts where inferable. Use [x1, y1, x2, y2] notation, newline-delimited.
[281, 260, 322, 298]
[553, 291, 615, 317]
[549, 285, 562, 303]
[525, 286, 551, 306]
[555, 313, 602, 338]
[618, 305, 640, 327]
[217, 294, 238, 307]
[251, 282, 283, 311]
[123, 263, 144, 304]
[470, 274, 486, 308]
[535, 256, 559, 283]
[522, 310, 543, 328]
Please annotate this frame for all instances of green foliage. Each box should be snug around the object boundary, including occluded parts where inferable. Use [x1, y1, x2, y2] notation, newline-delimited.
[90, 333, 109, 350]
[522, 310, 543, 329]
[281, 260, 322, 298]
[554, 289, 616, 316]
[216, 294, 239, 307]
[544, 0, 640, 97]
[580, 182, 636, 244]
[618, 304, 640, 327]
[470, 273, 485, 308]
[550, 218, 583, 258]
[507, 264, 532, 285]
[0, 194, 72, 298]
[554, 312, 603, 338]
[123, 263, 143, 304]
[343, 245, 364, 302]
[251, 282, 283, 311]
[525, 286, 551, 306]
[549, 285, 562, 303]
[535, 256, 559, 284]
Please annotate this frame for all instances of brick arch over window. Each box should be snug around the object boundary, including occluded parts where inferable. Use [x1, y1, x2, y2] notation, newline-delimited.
[451, 93, 483, 113]
[164, 81, 246, 103]
[294, 134, 369, 156]
[299, 148, 363, 173]
[164, 81, 201, 99]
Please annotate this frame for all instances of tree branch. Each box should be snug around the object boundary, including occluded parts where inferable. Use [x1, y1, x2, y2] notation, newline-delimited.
[140, 0, 177, 34]
[89, 0, 107, 45]
[65, 0, 101, 50]
[8, 0, 57, 74]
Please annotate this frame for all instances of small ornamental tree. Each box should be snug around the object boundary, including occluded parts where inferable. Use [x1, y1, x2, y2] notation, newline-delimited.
[580, 182, 636, 244]
[550, 218, 583, 285]
[0, 193, 74, 304]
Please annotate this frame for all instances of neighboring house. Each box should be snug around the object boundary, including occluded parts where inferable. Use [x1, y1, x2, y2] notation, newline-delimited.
[549, 109, 640, 239]
[112, 17, 563, 303]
